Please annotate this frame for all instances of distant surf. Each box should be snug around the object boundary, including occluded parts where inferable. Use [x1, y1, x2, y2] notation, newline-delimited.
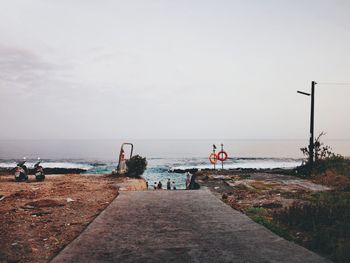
[0, 160, 95, 170]
[0, 157, 302, 171]
[0, 157, 302, 190]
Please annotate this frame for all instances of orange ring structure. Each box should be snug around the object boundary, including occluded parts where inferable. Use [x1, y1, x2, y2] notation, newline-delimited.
[209, 153, 218, 164]
[217, 150, 228, 161]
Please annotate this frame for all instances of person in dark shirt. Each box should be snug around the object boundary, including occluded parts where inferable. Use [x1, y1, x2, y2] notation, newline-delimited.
[189, 174, 200, 190]
[157, 181, 163, 190]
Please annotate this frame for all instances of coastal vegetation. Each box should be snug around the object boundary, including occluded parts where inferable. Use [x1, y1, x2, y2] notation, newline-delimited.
[125, 155, 147, 178]
[274, 191, 350, 262]
[197, 136, 350, 263]
[272, 137, 350, 262]
[296, 132, 350, 179]
[259, 135, 350, 262]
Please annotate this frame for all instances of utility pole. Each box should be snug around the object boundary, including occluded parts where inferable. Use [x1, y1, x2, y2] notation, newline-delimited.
[309, 81, 316, 166]
[297, 81, 316, 166]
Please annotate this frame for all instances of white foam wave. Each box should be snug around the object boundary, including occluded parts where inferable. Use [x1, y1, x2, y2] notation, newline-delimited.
[0, 162, 93, 170]
[170, 159, 302, 170]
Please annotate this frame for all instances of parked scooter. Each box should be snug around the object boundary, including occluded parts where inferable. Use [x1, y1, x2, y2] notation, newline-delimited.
[14, 159, 28, 182]
[34, 158, 45, 181]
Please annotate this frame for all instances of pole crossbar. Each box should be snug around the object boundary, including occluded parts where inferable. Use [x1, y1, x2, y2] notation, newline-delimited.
[297, 91, 311, 96]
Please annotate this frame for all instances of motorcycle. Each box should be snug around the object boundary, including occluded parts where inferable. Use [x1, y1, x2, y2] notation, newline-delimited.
[14, 160, 28, 182]
[34, 159, 45, 181]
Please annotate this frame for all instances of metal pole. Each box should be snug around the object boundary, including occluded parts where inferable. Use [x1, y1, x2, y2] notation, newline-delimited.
[309, 81, 316, 166]
[213, 147, 216, 170]
[221, 144, 224, 169]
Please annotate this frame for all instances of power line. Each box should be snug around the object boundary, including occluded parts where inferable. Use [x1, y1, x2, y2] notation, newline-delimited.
[317, 82, 350, 86]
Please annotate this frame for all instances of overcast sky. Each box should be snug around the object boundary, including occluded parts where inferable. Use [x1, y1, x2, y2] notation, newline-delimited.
[0, 0, 349, 140]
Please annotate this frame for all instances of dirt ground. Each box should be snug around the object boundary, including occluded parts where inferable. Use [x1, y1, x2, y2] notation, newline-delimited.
[0, 174, 146, 263]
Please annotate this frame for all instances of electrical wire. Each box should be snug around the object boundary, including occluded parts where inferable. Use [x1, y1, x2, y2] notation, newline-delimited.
[317, 82, 350, 86]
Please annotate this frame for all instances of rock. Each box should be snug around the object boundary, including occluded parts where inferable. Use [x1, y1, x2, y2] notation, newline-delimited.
[203, 175, 209, 180]
[66, 198, 75, 203]
[169, 168, 198, 174]
[22, 205, 35, 210]
[254, 201, 283, 209]
[25, 199, 65, 208]
[43, 168, 86, 174]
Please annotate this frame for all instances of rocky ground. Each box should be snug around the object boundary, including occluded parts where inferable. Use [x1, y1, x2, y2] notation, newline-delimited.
[0, 174, 146, 263]
[197, 171, 330, 211]
[195, 169, 334, 255]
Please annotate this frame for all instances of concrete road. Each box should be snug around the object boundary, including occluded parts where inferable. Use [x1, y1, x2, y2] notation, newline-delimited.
[51, 190, 330, 263]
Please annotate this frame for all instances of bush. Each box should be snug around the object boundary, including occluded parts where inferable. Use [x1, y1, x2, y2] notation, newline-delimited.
[244, 206, 267, 217]
[252, 216, 291, 240]
[125, 155, 147, 178]
[273, 191, 350, 262]
[314, 170, 350, 191]
[297, 132, 350, 178]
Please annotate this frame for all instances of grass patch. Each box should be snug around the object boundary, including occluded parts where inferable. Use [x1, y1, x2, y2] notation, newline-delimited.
[243, 206, 292, 242]
[252, 216, 292, 241]
[244, 206, 267, 217]
[274, 191, 350, 262]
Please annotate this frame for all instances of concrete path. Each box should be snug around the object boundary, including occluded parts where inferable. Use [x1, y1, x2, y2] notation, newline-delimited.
[51, 190, 330, 263]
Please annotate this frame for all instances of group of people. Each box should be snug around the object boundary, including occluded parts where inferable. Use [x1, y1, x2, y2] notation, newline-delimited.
[147, 172, 200, 190]
[152, 179, 176, 190]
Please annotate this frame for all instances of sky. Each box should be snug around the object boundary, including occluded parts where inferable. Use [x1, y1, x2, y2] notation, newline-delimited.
[0, 0, 350, 140]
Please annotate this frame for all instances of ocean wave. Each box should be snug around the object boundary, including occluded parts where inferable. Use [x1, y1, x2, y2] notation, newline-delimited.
[169, 159, 302, 170]
[0, 161, 93, 170]
[0, 157, 303, 172]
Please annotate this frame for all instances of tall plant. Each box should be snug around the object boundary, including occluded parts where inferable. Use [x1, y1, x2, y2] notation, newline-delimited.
[300, 132, 333, 163]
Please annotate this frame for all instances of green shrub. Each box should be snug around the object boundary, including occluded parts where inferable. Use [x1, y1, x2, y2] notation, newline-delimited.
[245, 206, 267, 217]
[252, 216, 291, 240]
[125, 155, 147, 178]
[296, 132, 350, 178]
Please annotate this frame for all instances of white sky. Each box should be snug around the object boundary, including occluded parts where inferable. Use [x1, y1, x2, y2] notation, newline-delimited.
[0, 0, 350, 140]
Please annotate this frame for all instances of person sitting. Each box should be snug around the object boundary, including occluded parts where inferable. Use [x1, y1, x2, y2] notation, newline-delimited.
[157, 181, 163, 190]
[172, 181, 176, 190]
[189, 174, 200, 190]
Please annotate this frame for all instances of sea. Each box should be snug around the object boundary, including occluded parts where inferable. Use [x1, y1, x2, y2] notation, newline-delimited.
[1, 139, 349, 189]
